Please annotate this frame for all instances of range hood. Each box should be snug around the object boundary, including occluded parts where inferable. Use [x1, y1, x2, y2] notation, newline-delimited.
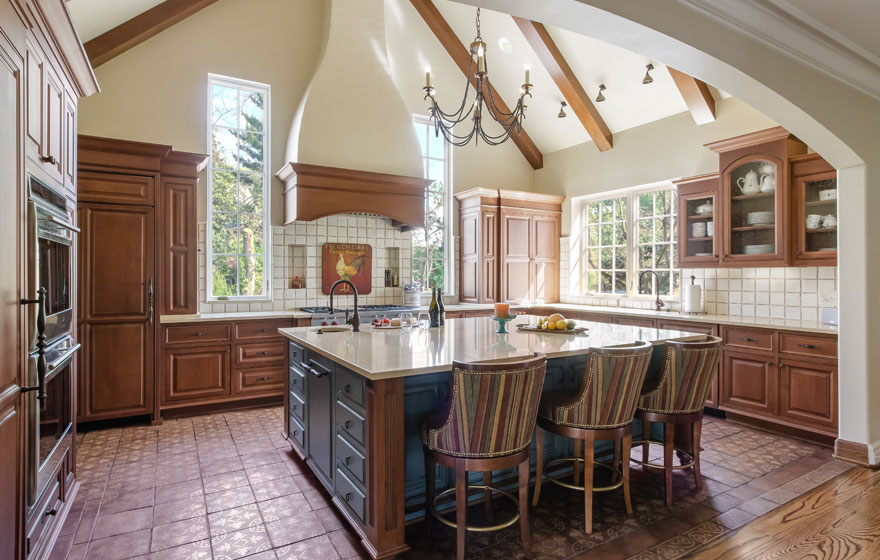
[276, 163, 431, 228]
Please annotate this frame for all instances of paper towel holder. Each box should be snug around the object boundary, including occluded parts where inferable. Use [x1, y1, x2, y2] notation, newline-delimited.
[682, 275, 707, 315]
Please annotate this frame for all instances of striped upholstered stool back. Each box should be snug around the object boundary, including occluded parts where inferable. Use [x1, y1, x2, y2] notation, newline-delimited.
[423, 353, 547, 458]
[639, 336, 723, 414]
[548, 341, 654, 429]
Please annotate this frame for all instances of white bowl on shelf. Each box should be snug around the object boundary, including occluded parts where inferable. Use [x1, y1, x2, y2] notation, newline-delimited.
[743, 244, 774, 254]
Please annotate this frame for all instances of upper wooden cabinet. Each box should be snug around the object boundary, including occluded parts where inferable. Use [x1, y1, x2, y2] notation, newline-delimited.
[679, 127, 835, 268]
[456, 189, 564, 304]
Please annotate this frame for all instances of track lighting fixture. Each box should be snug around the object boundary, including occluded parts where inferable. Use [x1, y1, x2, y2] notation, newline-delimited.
[557, 101, 567, 118]
[595, 84, 606, 102]
[642, 63, 654, 85]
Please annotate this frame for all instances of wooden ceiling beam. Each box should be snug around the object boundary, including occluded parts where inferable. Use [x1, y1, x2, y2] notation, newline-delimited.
[84, 0, 219, 67]
[667, 67, 716, 125]
[409, 0, 543, 170]
[513, 17, 613, 152]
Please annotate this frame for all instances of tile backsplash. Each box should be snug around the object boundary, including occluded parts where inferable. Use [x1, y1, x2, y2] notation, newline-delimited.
[197, 215, 414, 313]
[560, 238, 838, 321]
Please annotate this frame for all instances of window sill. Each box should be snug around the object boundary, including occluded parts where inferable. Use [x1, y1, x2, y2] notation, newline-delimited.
[207, 297, 273, 303]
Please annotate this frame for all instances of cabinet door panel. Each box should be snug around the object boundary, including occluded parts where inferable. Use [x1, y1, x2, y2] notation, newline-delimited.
[160, 178, 196, 314]
[500, 210, 531, 303]
[78, 171, 155, 206]
[502, 261, 530, 303]
[779, 360, 836, 432]
[25, 40, 42, 154]
[163, 346, 230, 404]
[482, 211, 497, 303]
[63, 93, 76, 193]
[306, 364, 333, 488]
[613, 316, 656, 328]
[86, 322, 150, 417]
[721, 351, 777, 415]
[43, 64, 63, 182]
[532, 261, 557, 303]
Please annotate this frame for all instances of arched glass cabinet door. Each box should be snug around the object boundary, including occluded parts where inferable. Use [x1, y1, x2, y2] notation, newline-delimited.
[723, 155, 784, 262]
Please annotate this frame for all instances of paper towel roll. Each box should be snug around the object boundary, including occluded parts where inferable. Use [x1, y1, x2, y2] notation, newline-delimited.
[682, 277, 703, 313]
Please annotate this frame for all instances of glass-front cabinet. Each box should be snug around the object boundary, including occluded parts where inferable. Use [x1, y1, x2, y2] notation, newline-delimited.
[792, 153, 837, 265]
[706, 127, 807, 266]
[675, 174, 720, 266]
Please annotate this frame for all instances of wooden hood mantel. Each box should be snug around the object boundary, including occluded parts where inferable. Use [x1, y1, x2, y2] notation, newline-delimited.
[276, 163, 432, 228]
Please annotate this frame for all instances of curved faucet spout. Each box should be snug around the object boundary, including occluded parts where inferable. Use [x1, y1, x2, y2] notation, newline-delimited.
[638, 270, 666, 312]
[329, 279, 360, 332]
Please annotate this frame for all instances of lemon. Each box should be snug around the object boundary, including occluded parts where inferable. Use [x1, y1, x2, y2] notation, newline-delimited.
[555, 320, 568, 330]
[547, 321, 556, 330]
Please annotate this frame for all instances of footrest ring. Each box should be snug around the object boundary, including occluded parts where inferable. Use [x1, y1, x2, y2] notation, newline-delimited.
[431, 485, 519, 532]
[544, 457, 623, 492]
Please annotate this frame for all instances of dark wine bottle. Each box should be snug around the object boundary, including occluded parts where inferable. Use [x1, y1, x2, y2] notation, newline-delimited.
[437, 289, 445, 326]
[428, 288, 439, 327]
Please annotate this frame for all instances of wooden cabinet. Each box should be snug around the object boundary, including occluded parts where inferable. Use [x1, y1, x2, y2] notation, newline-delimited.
[721, 350, 777, 415]
[790, 153, 837, 265]
[163, 346, 230, 404]
[24, 34, 67, 186]
[160, 318, 291, 413]
[675, 174, 720, 267]
[778, 359, 837, 433]
[703, 127, 807, 267]
[613, 316, 657, 328]
[77, 202, 155, 422]
[457, 189, 563, 305]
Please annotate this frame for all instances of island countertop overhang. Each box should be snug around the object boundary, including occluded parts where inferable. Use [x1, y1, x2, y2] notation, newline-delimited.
[279, 316, 704, 381]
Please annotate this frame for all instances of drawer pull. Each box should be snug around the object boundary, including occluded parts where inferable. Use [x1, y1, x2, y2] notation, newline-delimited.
[258, 376, 271, 382]
[344, 455, 352, 466]
[192, 332, 204, 337]
[258, 328, 268, 333]
[343, 384, 351, 394]
[44, 508, 57, 517]
[766, 362, 772, 366]
[308, 366, 326, 378]
[740, 337, 757, 342]
[41, 155, 57, 165]
[797, 343, 819, 349]
[257, 351, 272, 355]
[344, 492, 352, 502]
[344, 420, 352, 429]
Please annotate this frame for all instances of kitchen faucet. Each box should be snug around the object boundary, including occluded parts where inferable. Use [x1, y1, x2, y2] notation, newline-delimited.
[639, 270, 666, 311]
[329, 279, 360, 332]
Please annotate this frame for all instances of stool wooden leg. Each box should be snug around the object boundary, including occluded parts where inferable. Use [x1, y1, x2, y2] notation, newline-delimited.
[519, 456, 531, 558]
[693, 419, 703, 490]
[584, 432, 595, 534]
[424, 452, 435, 536]
[573, 439, 582, 486]
[483, 471, 495, 522]
[456, 462, 467, 560]
[532, 428, 545, 507]
[642, 419, 650, 464]
[664, 421, 675, 507]
[622, 433, 633, 515]
[613, 439, 621, 473]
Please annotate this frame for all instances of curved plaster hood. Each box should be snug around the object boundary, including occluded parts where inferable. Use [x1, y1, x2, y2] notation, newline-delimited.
[280, 0, 429, 227]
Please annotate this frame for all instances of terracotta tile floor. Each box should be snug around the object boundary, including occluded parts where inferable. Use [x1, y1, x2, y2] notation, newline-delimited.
[50, 408, 851, 560]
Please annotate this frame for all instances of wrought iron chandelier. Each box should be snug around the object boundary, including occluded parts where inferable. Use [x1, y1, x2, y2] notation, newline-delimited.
[422, 8, 532, 147]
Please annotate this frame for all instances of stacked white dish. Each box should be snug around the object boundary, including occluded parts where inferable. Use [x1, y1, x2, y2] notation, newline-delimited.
[818, 188, 837, 201]
[746, 211, 775, 225]
[743, 244, 774, 254]
[706, 222, 714, 237]
[692, 222, 707, 238]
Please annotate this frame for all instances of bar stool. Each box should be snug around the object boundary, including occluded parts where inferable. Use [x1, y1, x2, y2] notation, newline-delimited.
[633, 335, 723, 506]
[422, 353, 547, 559]
[532, 341, 653, 534]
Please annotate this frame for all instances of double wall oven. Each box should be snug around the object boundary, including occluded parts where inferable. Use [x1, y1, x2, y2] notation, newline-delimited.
[23, 176, 80, 508]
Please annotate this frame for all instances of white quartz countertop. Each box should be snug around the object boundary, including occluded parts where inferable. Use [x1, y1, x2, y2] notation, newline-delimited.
[279, 316, 703, 380]
[160, 310, 312, 323]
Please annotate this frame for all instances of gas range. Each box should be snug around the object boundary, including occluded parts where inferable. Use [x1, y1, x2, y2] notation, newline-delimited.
[301, 305, 416, 326]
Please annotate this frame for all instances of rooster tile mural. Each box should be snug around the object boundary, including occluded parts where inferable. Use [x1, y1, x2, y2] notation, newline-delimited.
[322, 243, 372, 295]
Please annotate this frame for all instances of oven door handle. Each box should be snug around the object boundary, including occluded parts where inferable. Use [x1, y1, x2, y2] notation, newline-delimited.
[47, 214, 81, 234]
[47, 343, 81, 373]
[21, 288, 47, 402]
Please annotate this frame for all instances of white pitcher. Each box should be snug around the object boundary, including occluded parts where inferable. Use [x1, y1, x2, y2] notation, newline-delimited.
[737, 170, 760, 194]
[760, 174, 776, 192]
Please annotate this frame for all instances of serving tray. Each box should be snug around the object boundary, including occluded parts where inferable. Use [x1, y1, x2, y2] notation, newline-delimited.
[516, 325, 589, 335]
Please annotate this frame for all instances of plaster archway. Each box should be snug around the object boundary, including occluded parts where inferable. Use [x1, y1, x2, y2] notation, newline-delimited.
[451, 0, 880, 463]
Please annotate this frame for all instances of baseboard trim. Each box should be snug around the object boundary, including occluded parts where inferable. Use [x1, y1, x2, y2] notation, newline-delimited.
[834, 438, 880, 468]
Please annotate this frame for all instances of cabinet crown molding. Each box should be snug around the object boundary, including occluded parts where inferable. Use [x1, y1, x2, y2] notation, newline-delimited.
[704, 126, 799, 153]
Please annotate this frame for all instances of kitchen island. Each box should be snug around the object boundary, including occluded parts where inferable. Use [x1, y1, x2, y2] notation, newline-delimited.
[279, 316, 703, 559]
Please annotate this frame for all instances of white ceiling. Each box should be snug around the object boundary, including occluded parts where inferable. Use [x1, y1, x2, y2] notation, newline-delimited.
[67, 0, 166, 42]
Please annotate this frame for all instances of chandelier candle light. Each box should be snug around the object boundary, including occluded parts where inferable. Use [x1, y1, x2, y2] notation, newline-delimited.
[422, 8, 533, 147]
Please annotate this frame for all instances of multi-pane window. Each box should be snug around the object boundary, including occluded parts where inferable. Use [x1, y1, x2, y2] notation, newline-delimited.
[581, 186, 679, 298]
[208, 75, 270, 299]
[583, 196, 628, 295]
[412, 115, 452, 292]
[635, 189, 679, 297]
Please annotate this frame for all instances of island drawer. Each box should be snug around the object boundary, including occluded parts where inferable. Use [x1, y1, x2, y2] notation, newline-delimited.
[336, 433, 366, 485]
[289, 416, 306, 450]
[235, 320, 291, 341]
[308, 353, 334, 377]
[165, 323, 231, 345]
[290, 367, 305, 397]
[722, 326, 774, 352]
[233, 367, 284, 395]
[336, 468, 366, 524]
[336, 367, 364, 408]
[289, 342, 307, 367]
[235, 341, 286, 367]
[779, 332, 837, 360]
[336, 400, 365, 446]
[290, 391, 306, 422]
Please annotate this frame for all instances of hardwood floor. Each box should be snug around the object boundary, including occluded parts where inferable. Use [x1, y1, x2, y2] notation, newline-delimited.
[688, 465, 880, 560]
